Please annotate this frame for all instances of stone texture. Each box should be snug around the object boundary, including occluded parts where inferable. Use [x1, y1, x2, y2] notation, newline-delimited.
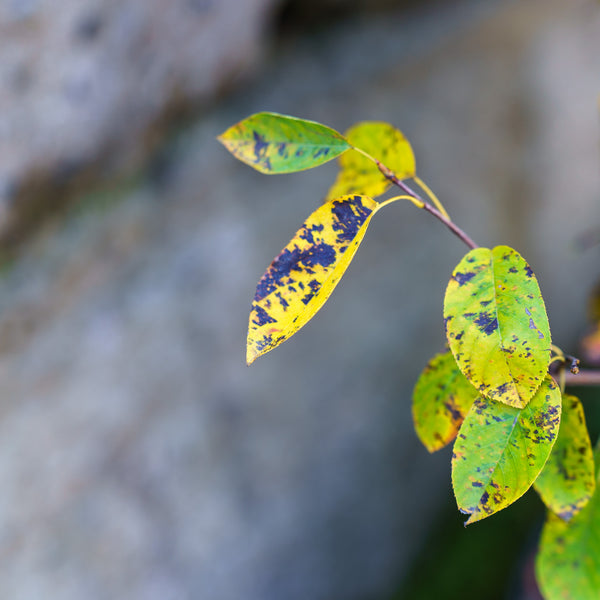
[0, 1, 598, 600]
[0, 0, 279, 242]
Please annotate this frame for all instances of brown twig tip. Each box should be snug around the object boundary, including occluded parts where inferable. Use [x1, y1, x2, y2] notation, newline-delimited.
[564, 368, 600, 387]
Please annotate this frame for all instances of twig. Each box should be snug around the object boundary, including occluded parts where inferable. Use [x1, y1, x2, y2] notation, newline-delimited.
[564, 369, 600, 387]
[374, 159, 479, 250]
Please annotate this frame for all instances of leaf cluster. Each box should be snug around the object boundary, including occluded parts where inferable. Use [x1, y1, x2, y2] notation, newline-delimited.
[218, 112, 599, 599]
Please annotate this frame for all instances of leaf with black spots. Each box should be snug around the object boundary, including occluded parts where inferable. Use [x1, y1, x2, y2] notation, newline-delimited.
[412, 351, 479, 452]
[536, 442, 600, 599]
[218, 112, 350, 174]
[534, 394, 595, 520]
[444, 246, 551, 408]
[325, 121, 415, 201]
[247, 195, 381, 364]
[452, 375, 561, 525]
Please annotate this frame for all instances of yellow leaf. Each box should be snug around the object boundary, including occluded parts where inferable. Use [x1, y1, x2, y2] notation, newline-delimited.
[325, 122, 415, 201]
[247, 194, 380, 364]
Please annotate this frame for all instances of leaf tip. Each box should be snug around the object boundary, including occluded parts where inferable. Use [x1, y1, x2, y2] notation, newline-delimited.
[246, 345, 259, 366]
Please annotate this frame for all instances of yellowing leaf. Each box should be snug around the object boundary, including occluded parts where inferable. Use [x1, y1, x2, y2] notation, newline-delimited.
[412, 351, 479, 453]
[452, 375, 561, 525]
[536, 444, 600, 599]
[247, 194, 380, 364]
[534, 394, 596, 520]
[325, 122, 415, 201]
[444, 246, 551, 408]
[217, 112, 350, 174]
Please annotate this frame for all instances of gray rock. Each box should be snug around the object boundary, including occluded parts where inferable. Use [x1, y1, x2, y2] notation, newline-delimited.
[0, 0, 280, 241]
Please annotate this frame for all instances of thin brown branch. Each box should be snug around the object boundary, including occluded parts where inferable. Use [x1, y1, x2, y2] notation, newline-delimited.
[375, 160, 479, 250]
[421, 203, 479, 250]
[565, 369, 600, 387]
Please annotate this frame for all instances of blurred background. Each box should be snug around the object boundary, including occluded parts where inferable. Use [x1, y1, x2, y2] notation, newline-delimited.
[0, 0, 598, 598]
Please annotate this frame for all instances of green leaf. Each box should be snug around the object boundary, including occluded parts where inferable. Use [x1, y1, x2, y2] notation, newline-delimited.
[452, 375, 561, 525]
[412, 350, 479, 453]
[217, 112, 350, 174]
[534, 394, 596, 520]
[247, 194, 380, 364]
[536, 443, 600, 599]
[325, 121, 415, 201]
[444, 245, 551, 408]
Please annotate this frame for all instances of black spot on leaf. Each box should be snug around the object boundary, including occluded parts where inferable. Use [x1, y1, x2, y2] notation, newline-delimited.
[454, 271, 476, 286]
[474, 312, 499, 335]
[254, 243, 336, 301]
[299, 223, 324, 244]
[253, 131, 268, 162]
[253, 306, 276, 326]
[313, 147, 331, 159]
[331, 196, 372, 242]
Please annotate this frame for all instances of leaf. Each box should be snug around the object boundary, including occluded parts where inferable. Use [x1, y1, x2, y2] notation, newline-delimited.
[534, 394, 596, 520]
[412, 350, 479, 453]
[325, 121, 416, 201]
[452, 375, 561, 525]
[536, 444, 600, 599]
[217, 112, 350, 174]
[247, 194, 380, 364]
[444, 245, 551, 409]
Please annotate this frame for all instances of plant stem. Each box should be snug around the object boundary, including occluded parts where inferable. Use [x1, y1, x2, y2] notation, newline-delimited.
[421, 203, 479, 250]
[373, 158, 479, 250]
[414, 175, 450, 220]
[564, 369, 600, 387]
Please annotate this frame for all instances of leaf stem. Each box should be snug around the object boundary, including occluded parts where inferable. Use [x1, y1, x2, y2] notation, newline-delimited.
[414, 176, 451, 220]
[354, 148, 479, 250]
[380, 195, 425, 210]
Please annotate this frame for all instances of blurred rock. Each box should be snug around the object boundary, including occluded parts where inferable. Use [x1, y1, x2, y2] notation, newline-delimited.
[0, 1, 598, 600]
[0, 0, 280, 245]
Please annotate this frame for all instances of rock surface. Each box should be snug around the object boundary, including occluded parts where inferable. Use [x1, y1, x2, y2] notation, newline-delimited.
[0, 1, 598, 599]
[0, 0, 279, 242]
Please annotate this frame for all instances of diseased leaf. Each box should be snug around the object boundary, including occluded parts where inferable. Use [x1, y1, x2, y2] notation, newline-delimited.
[444, 245, 551, 408]
[452, 375, 561, 525]
[217, 112, 350, 174]
[325, 121, 415, 201]
[536, 444, 600, 599]
[247, 194, 380, 364]
[534, 394, 596, 520]
[412, 350, 479, 453]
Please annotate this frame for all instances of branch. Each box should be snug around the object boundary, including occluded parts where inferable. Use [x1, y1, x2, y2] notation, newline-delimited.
[375, 160, 479, 250]
[565, 369, 600, 387]
[421, 203, 479, 250]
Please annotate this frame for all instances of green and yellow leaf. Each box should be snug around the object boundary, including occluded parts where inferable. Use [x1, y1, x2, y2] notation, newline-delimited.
[536, 443, 600, 599]
[534, 394, 595, 521]
[452, 375, 561, 525]
[444, 246, 551, 408]
[217, 112, 350, 174]
[412, 350, 479, 453]
[325, 121, 415, 201]
[247, 194, 380, 364]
